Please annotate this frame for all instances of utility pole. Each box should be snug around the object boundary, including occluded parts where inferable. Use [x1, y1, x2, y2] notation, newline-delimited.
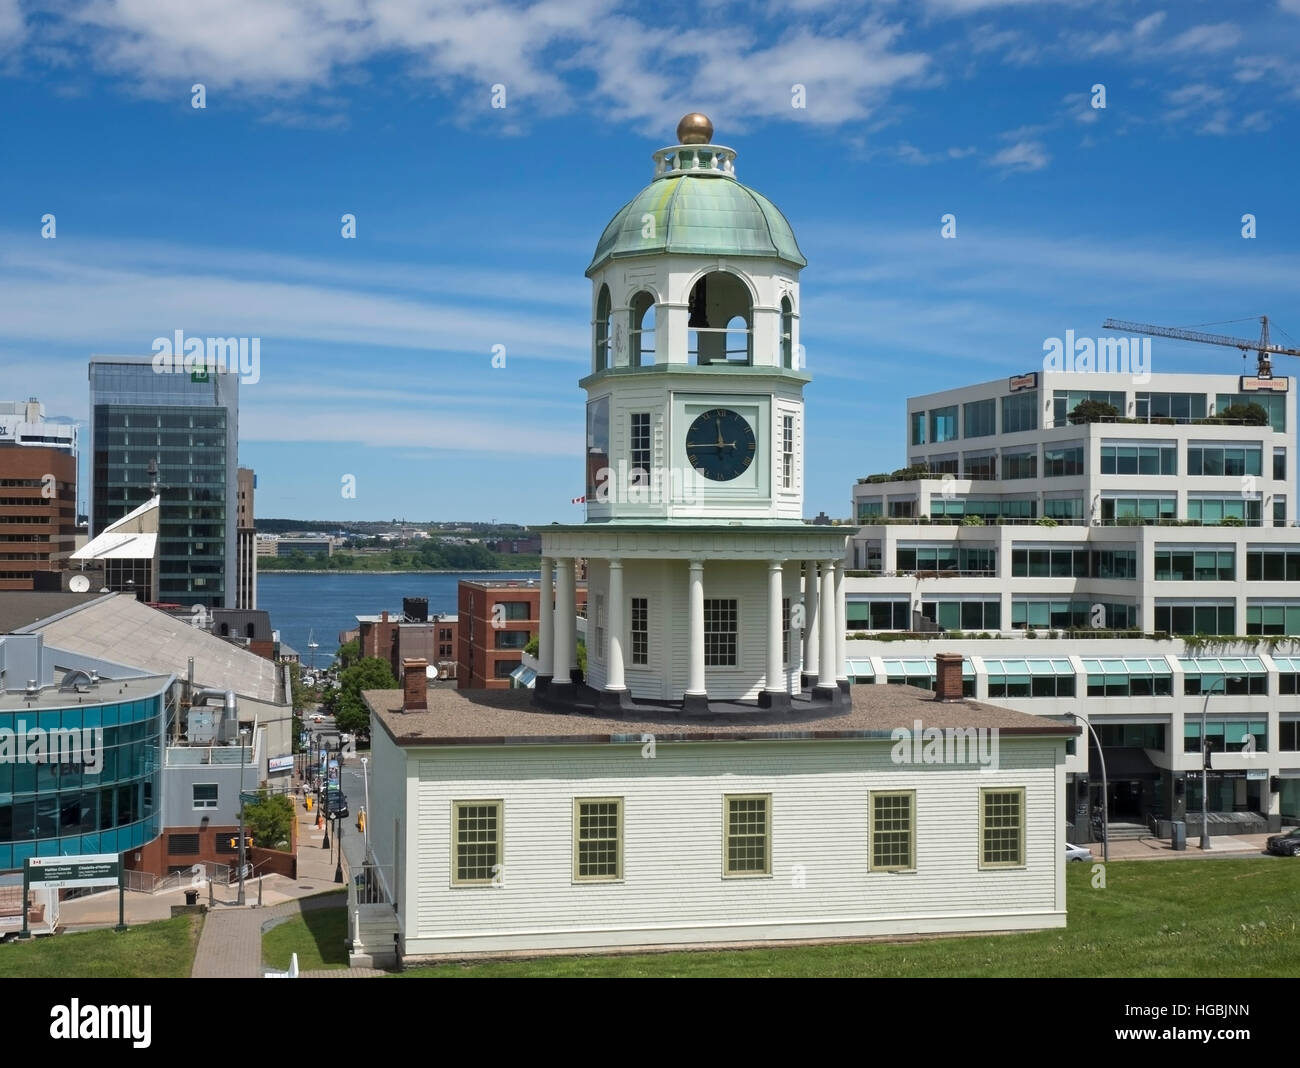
[238, 727, 249, 905]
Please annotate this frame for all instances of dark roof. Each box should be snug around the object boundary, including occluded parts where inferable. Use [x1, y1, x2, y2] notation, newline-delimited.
[365, 684, 1078, 748]
[210, 609, 273, 640]
[0, 592, 114, 632]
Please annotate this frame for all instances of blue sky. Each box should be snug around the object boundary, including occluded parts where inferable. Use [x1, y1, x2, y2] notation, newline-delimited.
[2, 0, 1299, 524]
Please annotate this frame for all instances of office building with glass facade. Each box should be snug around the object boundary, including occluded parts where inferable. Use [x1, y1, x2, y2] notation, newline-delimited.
[0, 633, 172, 873]
[89, 357, 239, 608]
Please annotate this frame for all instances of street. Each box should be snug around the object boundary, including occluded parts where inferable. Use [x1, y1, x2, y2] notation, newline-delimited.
[305, 717, 369, 875]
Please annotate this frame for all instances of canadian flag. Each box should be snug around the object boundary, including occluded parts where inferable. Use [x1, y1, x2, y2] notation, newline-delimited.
[571, 495, 586, 504]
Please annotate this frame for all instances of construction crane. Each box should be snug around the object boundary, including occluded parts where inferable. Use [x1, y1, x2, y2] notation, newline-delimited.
[1102, 316, 1300, 379]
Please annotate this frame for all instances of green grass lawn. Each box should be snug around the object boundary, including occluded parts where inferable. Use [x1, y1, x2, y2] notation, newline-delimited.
[262, 893, 349, 971]
[0, 914, 201, 978]
[400, 858, 1300, 978]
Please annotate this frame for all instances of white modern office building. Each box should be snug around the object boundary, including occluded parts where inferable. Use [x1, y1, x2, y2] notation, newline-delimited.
[843, 370, 1300, 836]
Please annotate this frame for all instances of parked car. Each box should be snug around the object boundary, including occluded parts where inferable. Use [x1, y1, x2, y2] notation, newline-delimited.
[325, 792, 349, 819]
[310, 713, 324, 723]
[1265, 827, 1300, 857]
[1065, 842, 1093, 862]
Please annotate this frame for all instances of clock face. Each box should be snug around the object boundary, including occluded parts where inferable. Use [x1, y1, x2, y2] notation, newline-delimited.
[686, 408, 757, 482]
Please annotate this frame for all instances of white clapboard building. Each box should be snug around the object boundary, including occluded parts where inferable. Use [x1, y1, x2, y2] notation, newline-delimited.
[361, 115, 1076, 962]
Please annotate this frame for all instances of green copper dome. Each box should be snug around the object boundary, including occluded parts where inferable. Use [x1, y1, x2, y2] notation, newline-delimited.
[587, 170, 806, 276]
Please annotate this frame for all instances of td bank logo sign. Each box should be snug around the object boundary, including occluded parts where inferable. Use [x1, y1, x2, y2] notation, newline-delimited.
[0, 722, 104, 774]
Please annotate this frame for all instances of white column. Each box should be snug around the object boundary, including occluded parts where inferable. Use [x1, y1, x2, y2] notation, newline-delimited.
[553, 557, 574, 689]
[569, 560, 580, 677]
[687, 559, 705, 696]
[766, 559, 785, 698]
[607, 558, 626, 692]
[817, 559, 836, 690]
[537, 555, 554, 680]
[803, 560, 820, 682]
[788, 563, 802, 684]
[834, 560, 847, 687]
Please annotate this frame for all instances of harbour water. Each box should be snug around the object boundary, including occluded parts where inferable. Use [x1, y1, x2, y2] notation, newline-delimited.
[257, 570, 536, 667]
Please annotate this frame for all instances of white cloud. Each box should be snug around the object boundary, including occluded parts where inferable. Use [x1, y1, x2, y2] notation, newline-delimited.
[0, 0, 22, 47]
[988, 139, 1049, 172]
[1167, 22, 1242, 53]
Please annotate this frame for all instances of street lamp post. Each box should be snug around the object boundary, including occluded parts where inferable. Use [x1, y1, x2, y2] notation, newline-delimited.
[360, 756, 371, 849]
[237, 726, 250, 906]
[1200, 677, 1229, 851]
[1070, 712, 1108, 862]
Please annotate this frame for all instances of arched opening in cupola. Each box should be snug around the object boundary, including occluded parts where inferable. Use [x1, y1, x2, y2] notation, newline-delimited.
[629, 292, 656, 366]
[687, 272, 752, 365]
[594, 285, 612, 371]
[781, 296, 795, 369]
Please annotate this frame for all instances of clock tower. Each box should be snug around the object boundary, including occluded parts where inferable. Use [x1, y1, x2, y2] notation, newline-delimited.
[538, 115, 849, 715]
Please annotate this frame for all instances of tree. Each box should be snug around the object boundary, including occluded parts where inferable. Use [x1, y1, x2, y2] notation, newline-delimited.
[1214, 402, 1269, 426]
[336, 638, 361, 670]
[1069, 399, 1120, 424]
[331, 656, 398, 734]
[244, 792, 294, 851]
[524, 636, 539, 657]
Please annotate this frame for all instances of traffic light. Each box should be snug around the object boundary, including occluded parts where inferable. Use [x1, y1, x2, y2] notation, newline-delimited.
[228, 836, 238, 849]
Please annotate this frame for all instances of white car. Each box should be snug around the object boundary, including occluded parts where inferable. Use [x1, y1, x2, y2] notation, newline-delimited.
[310, 713, 324, 724]
[1065, 842, 1093, 862]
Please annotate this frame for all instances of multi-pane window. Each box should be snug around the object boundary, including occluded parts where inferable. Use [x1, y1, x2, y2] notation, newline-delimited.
[984, 658, 1077, 698]
[931, 497, 1035, 521]
[1101, 443, 1177, 475]
[888, 500, 915, 519]
[883, 658, 975, 696]
[1082, 657, 1174, 697]
[494, 630, 529, 649]
[1184, 721, 1268, 754]
[963, 398, 997, 438]
[1247, 550, 1300, 581]
[1246, 603, 1300, 635]
[630, 596, 648, 666]
[630, 412, 651, 483]
[495, 601, 529, 620]
[452, 801, 502, 885]
[1044, 497, 1084, 520]
[1216, 392, 1286, 432]
[1154, 548, 1235, 581]
[1013, 600, 1138, 630]
[910, 410, 926, 446]
[1275, 496, 1287, 527]
[926, 455, 959, 476]
[930, 406, 958, 443]
[1280, 721, 1299, 750]
[1011, 547, 1090, 578]
[1135, 391, 1206, 423]
[846, 599, 910, 631]
[980, 789, 1025, 868]
[781, 414, 794, 490]
[782, 597, 791, 664]
[1154, 602, 1235, 636]
[192, 783, 218, 809]
[870, 792, 915, 871]
[920, 599, 1000, 630]
[1003, 449, 1037, 479]
[1054, 389, 1124, 426]
[1043, 444, 1084, 477]
[964, 454, 997, 480]
[573, 798, 622, 881]
[1091, 549, 1138, 579]
[857, 499, 883, 521]
[704, 599, 738, 666]
[1186, 445, 1262, 477]
[1096, 724, 1166, 749]
[1101, 495, 1176, 524]
[593, 594, 606, 661]
[724, 795, 770, 876]
[1186, 496, 1261, 526]
[1274, 448, 1287, 481]
[1002, 391, 1038, 434]
[896, 545, 995, 575]
[1179, 656, 1267, 696]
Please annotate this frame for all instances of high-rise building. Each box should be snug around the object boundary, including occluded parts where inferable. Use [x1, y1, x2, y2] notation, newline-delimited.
[0, 398, 78, 591]
[843, 370, 1300, 836]
[236, 466, 257, 609]
[89, 357, 238, 608]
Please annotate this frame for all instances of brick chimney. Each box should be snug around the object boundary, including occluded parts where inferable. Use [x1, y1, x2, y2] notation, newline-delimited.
[402, 657, 428, 712]
[934, 653, 964, 702]
[381, 610, 389, 622]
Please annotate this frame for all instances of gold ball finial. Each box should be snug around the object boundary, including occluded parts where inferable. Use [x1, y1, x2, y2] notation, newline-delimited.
[677, 112, 713, 145]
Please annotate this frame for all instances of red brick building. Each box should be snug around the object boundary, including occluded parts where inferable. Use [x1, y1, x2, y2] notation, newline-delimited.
[0, 446, 77, 591]
[358, 605, 458, 681]
[457, 578, 586, 689]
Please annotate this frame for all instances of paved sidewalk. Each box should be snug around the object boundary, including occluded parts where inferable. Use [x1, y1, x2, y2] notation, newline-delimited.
[1085, 832, 1275, 861]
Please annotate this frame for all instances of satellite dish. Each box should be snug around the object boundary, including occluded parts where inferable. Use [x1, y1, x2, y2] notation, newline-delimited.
[69, 575, 90, 592]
